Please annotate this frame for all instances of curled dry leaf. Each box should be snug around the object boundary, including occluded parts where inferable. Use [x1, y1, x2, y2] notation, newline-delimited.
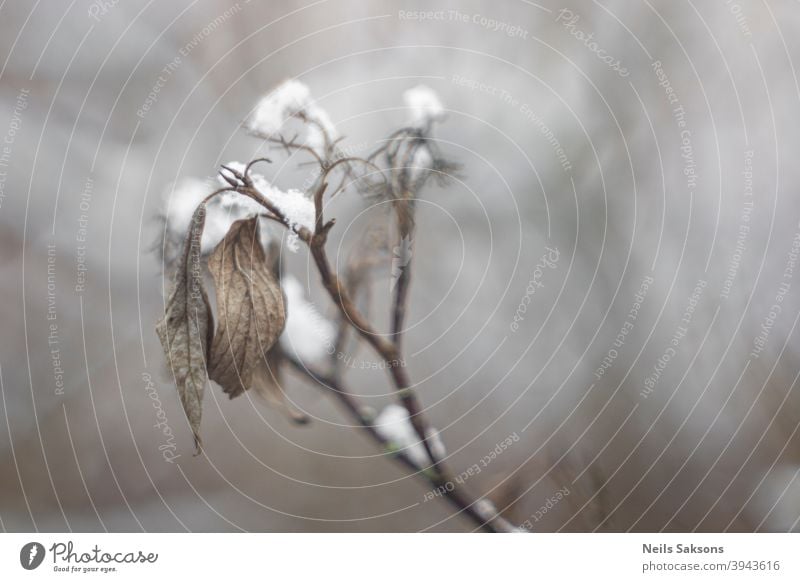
[207, 217, 286, 399]
[156, 203, 213, 454]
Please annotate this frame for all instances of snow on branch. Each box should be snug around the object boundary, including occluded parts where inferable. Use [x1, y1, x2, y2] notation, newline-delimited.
[403, 84, 445, 129]
[245, 79, 337, 157]
[375, 404, 445, 468]
[280, 275, 335, 365]
[219, 161, 315, 251]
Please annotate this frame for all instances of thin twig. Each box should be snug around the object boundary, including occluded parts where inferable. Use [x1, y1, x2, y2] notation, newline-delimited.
[286, 357, 517, 533]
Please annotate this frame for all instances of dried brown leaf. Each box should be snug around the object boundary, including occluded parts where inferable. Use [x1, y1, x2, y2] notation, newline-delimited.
[156, 203, 213, 454]
[207, 217, 286, 398]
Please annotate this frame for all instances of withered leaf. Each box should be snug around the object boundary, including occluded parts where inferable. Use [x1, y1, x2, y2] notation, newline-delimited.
[207, 217, 286, 398]
[156, 203, 213, 454]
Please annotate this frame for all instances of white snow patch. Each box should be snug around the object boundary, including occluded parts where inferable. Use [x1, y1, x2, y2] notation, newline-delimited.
[163, 177, 211, 241]
[403, 85, 444, 128]
[254, 182, 315, 252]
[280, 276, 335, 365]
[162, 177, 231, 254]
[246, 80, 312, 137]
[245, 79, 338, 157]
[375, 404, 445, 467]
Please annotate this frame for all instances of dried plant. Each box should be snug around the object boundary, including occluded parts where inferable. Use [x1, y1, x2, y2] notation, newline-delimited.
[156, 203, 213, 451]
[157, 81, 516, 532]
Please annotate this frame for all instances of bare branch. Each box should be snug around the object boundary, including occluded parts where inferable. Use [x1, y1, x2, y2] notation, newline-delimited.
[157, 109, 518, 532]
[286, 356, 518, 533]
[266, 134, 324, 167]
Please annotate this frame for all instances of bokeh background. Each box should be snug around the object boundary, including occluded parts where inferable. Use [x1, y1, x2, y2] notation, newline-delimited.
[2, 0, 800, 532]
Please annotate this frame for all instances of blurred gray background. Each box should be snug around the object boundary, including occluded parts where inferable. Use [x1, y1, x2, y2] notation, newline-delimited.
[1, 0, 800, 532]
